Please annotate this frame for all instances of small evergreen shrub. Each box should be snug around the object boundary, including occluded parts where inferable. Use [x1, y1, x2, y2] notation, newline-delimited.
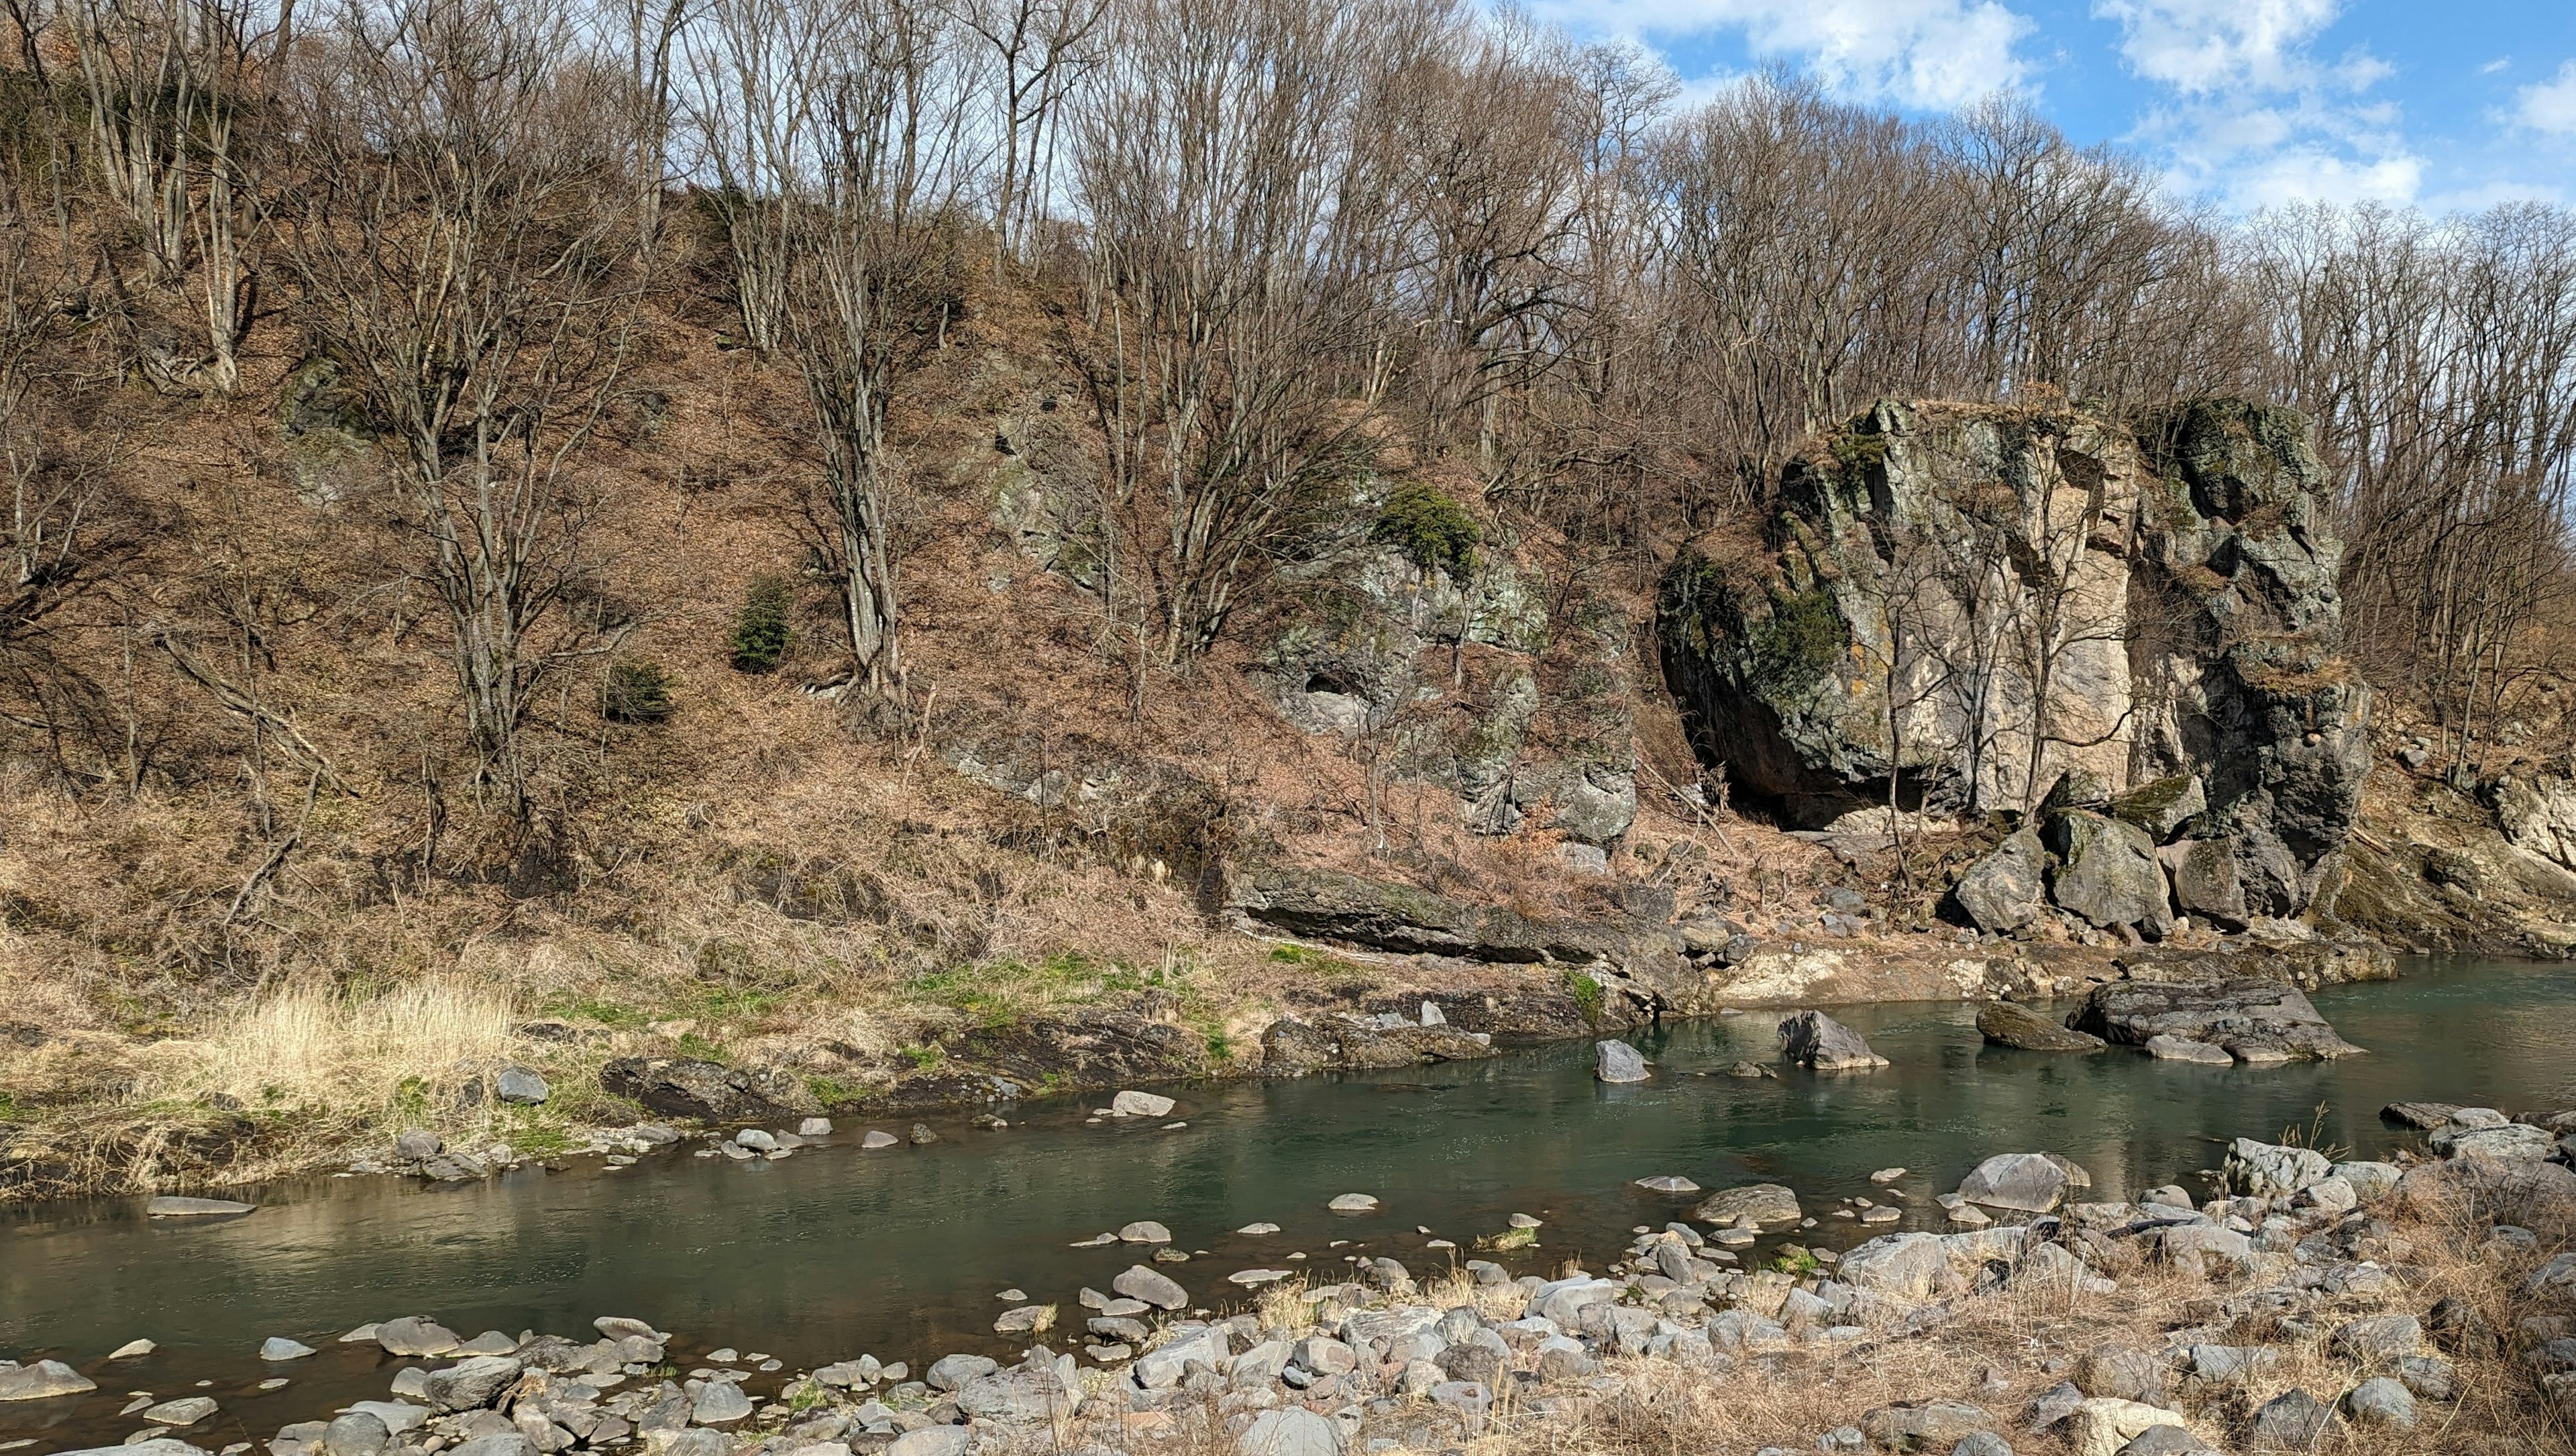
[1370, 482, 1480, 577]
[604, 660, 675, 723]
[729, 576, 793, 672]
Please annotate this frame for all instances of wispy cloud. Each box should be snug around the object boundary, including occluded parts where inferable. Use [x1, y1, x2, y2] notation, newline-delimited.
[2518, 59, 2576, 137]
[1529, 0, 2037, 111]
[2090, 0, 2419, 209]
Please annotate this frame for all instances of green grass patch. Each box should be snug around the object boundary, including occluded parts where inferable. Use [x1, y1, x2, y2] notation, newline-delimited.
[1564, 970, 1604, 1025]
[898, 1043, 944, 1071]
[676, 1031, 727, 1063]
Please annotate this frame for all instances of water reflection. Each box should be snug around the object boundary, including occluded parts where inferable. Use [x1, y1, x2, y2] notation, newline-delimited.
[2, 956, 2569, 1447]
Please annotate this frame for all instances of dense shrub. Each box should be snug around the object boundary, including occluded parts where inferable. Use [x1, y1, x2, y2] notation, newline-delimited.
[1370, 482, 1480, 578]
[604, 661, 675, 723]
[728, 576, 792, 672]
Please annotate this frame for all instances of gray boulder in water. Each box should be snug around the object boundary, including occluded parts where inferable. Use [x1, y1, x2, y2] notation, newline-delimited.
[1595, 1041, 1650, 1082]
[1976, 1002, 2104, 1051]
[1778, 1010, 1888, 1070]
[2070, 978, 2360, 1060]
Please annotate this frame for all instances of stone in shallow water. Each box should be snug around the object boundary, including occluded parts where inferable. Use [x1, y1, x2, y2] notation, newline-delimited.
[1110, 1090, 1175, 1118]
[1634, 1176, 1699, 1194]
[1327, 1193, 1377, 1212]
[859, 1131, 898, 1149]
[1693, 1184, 1801, 1226]
[1958, 1153, 2071, 1212]
[1112, 1265, 1188, 1310]
[0, 1362, 97, 1402]
[1595, 1041, 1650, 1082]
[2144, 1035, 2232, 1064]
[260, 1338, 317, 1361]
[146, 1196, 256, 1218]
[1778, 1010, 1888, 1070]
[1977, 1002, 2104, 1052]
[1118, 1220, 1172, 1243]
[142, 1398, 219, 1426]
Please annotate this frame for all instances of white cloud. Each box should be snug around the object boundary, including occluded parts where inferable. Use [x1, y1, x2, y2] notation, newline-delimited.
[2091, 0, 2341, 94]
[2090, 0, 2422, 209]
[1531, 0, 2037, 111]
[2222, 148, 2421, 209]
[2519, 60, 2576, 136]
[2479, 57, 2511, 76]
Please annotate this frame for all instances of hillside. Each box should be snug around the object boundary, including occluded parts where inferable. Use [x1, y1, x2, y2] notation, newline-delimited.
[5, 0, 2576, 1198]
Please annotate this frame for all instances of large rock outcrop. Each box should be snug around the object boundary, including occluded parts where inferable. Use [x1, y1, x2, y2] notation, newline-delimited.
[1659, 398, 2370, 933]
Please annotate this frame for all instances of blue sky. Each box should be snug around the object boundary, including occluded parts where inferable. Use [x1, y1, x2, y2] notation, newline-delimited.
[1525, 0, 2576, 213]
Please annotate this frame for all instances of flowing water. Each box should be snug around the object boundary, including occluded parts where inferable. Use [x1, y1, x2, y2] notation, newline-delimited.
[4, 955, 2573, 1451]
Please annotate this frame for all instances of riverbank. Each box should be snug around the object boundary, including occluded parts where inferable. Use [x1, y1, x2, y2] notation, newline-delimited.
[5, 1098, 2571, 1456]
[0, 921, 2404, 1204]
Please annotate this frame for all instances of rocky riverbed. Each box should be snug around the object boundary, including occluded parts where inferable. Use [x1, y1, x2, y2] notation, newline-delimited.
[9, 1046, 2573, 1456]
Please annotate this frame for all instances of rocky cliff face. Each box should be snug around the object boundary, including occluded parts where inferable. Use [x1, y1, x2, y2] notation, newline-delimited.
[1659, 398, 2371, 936]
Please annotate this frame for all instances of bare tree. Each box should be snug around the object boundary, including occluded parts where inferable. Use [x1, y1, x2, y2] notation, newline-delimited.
[270, 0, 640, 825]
[773, 0, 978, 715]
[961, 0, 1104, 267]
[1074, 0, 1437, 660]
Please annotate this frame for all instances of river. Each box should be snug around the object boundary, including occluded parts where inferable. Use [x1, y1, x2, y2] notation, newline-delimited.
[3, 955, 2571, 1452]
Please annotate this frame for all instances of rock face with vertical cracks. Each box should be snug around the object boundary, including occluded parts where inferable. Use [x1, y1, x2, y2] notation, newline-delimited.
[1657, 397, 2369, 929]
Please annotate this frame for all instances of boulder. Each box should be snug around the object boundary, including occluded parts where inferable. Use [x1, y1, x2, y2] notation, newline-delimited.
[2143, 1035, 2231, 1064]
[1656, 398, 2369, 872]
[1977, 1002, 2104, 1051]
[1958, 1153, 2071, 1212]
[2070, 978, 2360, 1060]
[0, 1360, 97, 1400]
[2381, 1101, 2461, 1129]
[2064, 1399, 2188, 1456]
[145, 1196, 255, 1216]
[1110, 1090, 1176, 1118]
[2430, 1123, 2559, 1160]
[2047, 813, 2173, 937]
[885, 1433, 969, 1456]
[955, 1367, 1069, 1424]
[374, 1317, 462, 1357]
[1113, 1265, 1188, 1310]
[2108, 775, 2204, 841]
[1236, 1408, 1343, 1456]
[493, 1066, 549, 1105]
[1860, 1401, 1992, 1449]
[1778, 1010, 1888, 1070]
[2331, 1314, 2420, 1363]
[598, 1057, 819, 1123]
[2339, 1378, 2414, 1430]
[2221, 1138, 2331, 1198]
[1837, 1233, 1954, 1302]
[924, 1355, 998, 1391]
[1693, 1184, 1802, 1226]
[1952, 832, 2049, 933]
[423, 1356, 522, 1412]
[1595, 1041, 1650, 1083]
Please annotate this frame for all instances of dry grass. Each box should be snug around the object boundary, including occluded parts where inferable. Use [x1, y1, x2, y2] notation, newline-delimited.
[129, 978, 523, 1116]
